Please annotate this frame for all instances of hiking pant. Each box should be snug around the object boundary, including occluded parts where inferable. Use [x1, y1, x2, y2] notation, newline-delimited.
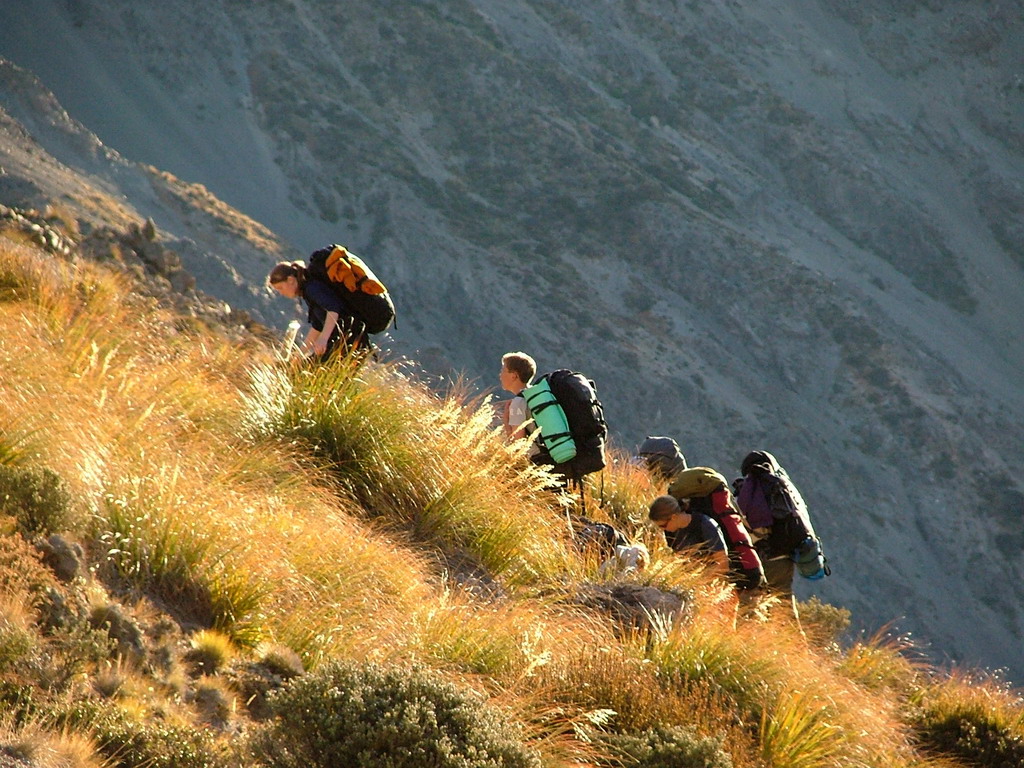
[763, 555, 794, 596]
[318, 323, 370, 363]
[763, 555, 799, 623]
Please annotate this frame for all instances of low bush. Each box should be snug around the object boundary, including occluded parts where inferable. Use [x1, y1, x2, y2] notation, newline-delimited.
[912, 673, 1024, 767]
[797, 596, 850, 647]
[0, 681, 37, 728]
[917, 714, 1024, 766]
[58, 700, 232, 768]
[0, 465, 74, 536]
[0, 614, 35, 674]
[597, 725, 733, 768]
[38, 619, 115, 692]
[253, 659, 542, 768]
[0, 533, 58, 605]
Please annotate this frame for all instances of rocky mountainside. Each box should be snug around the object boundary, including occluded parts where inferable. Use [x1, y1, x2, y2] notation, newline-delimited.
[1, 1, 1023, 680]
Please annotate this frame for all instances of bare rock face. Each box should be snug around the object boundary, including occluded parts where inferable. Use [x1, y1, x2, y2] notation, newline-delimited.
[0, 204, 74, 255]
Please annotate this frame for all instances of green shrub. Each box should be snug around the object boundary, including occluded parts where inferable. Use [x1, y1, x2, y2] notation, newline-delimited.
[253, 659, 542, 768]
[597, 725, 733, 768]
[798, 596, 850, 646]
[914, 699, 1024, 767]
[0, 617, 35, 674]
[59, 700, 231, 768]
[0, 680, 37, 727]
[0, 465, 73, 536]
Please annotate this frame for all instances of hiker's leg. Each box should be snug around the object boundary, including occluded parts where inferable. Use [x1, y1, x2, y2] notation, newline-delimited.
[763, 556, 801, 628]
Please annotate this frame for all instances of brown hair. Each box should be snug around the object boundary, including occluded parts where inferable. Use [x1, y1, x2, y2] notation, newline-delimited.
[648, 495, 682, 522]
[501, 351, 536, 386]
[267, 260, 306, 289]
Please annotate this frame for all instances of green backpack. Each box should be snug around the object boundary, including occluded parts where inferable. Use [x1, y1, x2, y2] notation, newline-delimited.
[668, 467, 728, 500]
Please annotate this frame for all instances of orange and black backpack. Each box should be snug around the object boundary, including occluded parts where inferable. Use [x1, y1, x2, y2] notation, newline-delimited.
[307, 244, 395, 334]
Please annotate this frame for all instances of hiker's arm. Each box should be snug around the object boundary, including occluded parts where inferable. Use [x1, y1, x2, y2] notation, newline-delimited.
[505, 397, 528, 440]
[509, 417, 529, 441]
[312, 311, 340, 355]
[501, 400, 514, 437]
[700, 517, 731, 578]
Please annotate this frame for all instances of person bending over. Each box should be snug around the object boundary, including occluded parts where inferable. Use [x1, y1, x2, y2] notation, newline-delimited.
[267, 261, 368, 360]
[648, 494, 729, 578]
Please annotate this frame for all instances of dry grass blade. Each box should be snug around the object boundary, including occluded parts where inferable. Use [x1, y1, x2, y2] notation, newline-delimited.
[759, 687, 847, 768]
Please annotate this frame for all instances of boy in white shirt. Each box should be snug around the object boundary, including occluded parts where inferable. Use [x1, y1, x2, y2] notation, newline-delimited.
[499, 351, 539, 457]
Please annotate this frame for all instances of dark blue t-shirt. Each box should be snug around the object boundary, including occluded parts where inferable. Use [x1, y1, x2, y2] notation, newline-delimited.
[664, 513, 727, 554]
[302, 278, 352, 332]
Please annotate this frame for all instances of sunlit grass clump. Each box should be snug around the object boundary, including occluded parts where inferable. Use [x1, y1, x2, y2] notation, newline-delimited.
[911, 670, 1024, 767]
[242, 357, 578, 586]
[0, 722, 107, 768]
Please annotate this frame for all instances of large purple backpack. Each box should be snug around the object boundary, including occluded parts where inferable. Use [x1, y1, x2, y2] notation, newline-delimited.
[736, 451, 830, 579]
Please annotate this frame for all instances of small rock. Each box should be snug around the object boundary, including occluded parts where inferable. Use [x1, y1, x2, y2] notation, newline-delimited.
[36, 534, 84, 582]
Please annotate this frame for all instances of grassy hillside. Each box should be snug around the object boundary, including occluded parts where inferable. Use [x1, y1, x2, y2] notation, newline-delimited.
[1, 231, 1022, 767]
[4, 1, 1024, 682]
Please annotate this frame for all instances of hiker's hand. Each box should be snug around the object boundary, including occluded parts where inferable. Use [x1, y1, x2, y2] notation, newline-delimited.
[302, 328, 318, 354]
[312, 335, 328, 355]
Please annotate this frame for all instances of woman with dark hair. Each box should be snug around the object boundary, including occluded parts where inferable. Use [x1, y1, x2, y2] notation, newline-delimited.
[267, 260, 368, 360]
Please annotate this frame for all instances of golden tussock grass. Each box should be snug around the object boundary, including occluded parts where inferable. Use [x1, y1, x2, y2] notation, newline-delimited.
[2, 234, 1021, 768]
[0, 722, 109, 768]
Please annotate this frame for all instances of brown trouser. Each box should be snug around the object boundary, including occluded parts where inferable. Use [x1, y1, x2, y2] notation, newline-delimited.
[763, 555, 799, 624]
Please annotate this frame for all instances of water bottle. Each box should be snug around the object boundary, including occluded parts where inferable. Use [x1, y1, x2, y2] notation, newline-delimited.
[794, 536, 828, 580]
